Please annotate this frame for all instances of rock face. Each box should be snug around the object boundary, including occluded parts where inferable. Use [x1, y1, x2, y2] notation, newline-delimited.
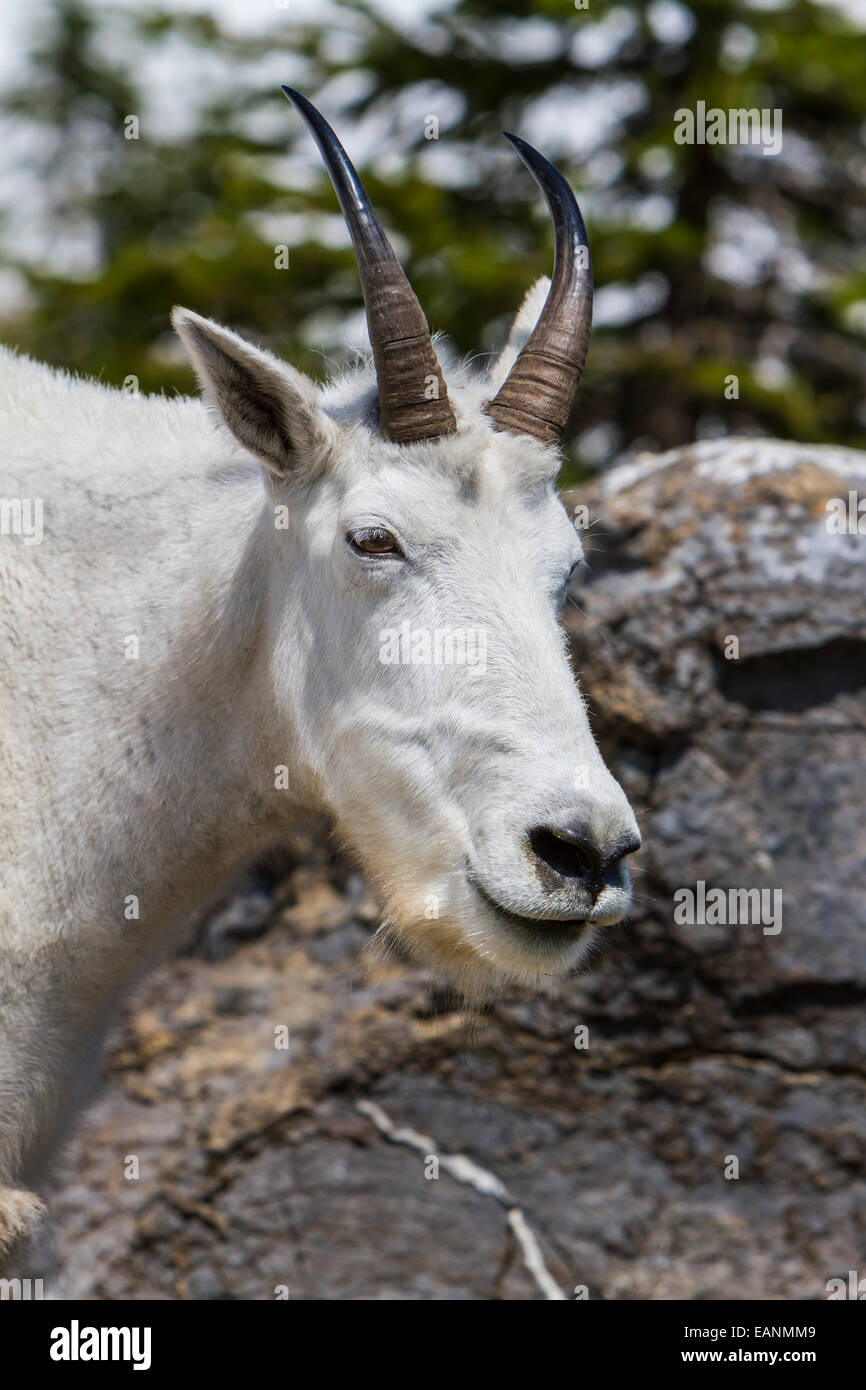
[48, 439, 866, 1300]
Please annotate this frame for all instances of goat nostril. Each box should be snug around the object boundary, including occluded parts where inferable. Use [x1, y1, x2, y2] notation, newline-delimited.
[529, 826, 603, 886]
[528, 825, 641, 892]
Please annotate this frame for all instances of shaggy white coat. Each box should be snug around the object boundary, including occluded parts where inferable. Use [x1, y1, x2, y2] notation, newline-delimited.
[0, 279, 637, 1262]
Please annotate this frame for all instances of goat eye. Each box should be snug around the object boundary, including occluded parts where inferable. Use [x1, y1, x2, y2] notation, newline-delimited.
[347, 526, 403, 557]
[561, 560, 580, 604]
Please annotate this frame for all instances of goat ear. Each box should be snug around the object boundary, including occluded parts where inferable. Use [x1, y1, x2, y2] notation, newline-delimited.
[487, 276, 551, 389]
[171, 307, 329, 475]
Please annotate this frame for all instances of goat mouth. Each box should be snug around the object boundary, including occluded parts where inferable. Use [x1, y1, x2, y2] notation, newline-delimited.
[470, 881, 588, 936]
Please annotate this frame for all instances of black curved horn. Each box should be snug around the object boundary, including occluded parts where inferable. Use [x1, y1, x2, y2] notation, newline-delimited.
[485, 134, 593, 445]
[282, 87, 456, 444]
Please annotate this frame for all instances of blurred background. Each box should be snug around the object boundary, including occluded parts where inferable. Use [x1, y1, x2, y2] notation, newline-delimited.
[1, 0, 865, 483]
[3, 0, 865, 1300]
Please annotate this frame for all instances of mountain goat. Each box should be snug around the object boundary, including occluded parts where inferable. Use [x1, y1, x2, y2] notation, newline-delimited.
[0, 89, 640, 1265]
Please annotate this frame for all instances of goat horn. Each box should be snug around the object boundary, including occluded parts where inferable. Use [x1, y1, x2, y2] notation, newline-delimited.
[282, 87, 456, 444]
[485, 134, 593, 446]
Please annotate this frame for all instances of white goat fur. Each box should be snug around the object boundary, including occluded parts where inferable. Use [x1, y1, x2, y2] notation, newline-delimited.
[0, 277, 638, 1262]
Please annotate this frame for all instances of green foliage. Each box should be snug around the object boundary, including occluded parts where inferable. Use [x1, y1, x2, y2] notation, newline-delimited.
[1, 0, 864, 481]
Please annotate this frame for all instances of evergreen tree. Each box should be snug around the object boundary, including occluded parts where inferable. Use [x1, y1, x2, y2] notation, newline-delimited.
[1, 0, 864, 478]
